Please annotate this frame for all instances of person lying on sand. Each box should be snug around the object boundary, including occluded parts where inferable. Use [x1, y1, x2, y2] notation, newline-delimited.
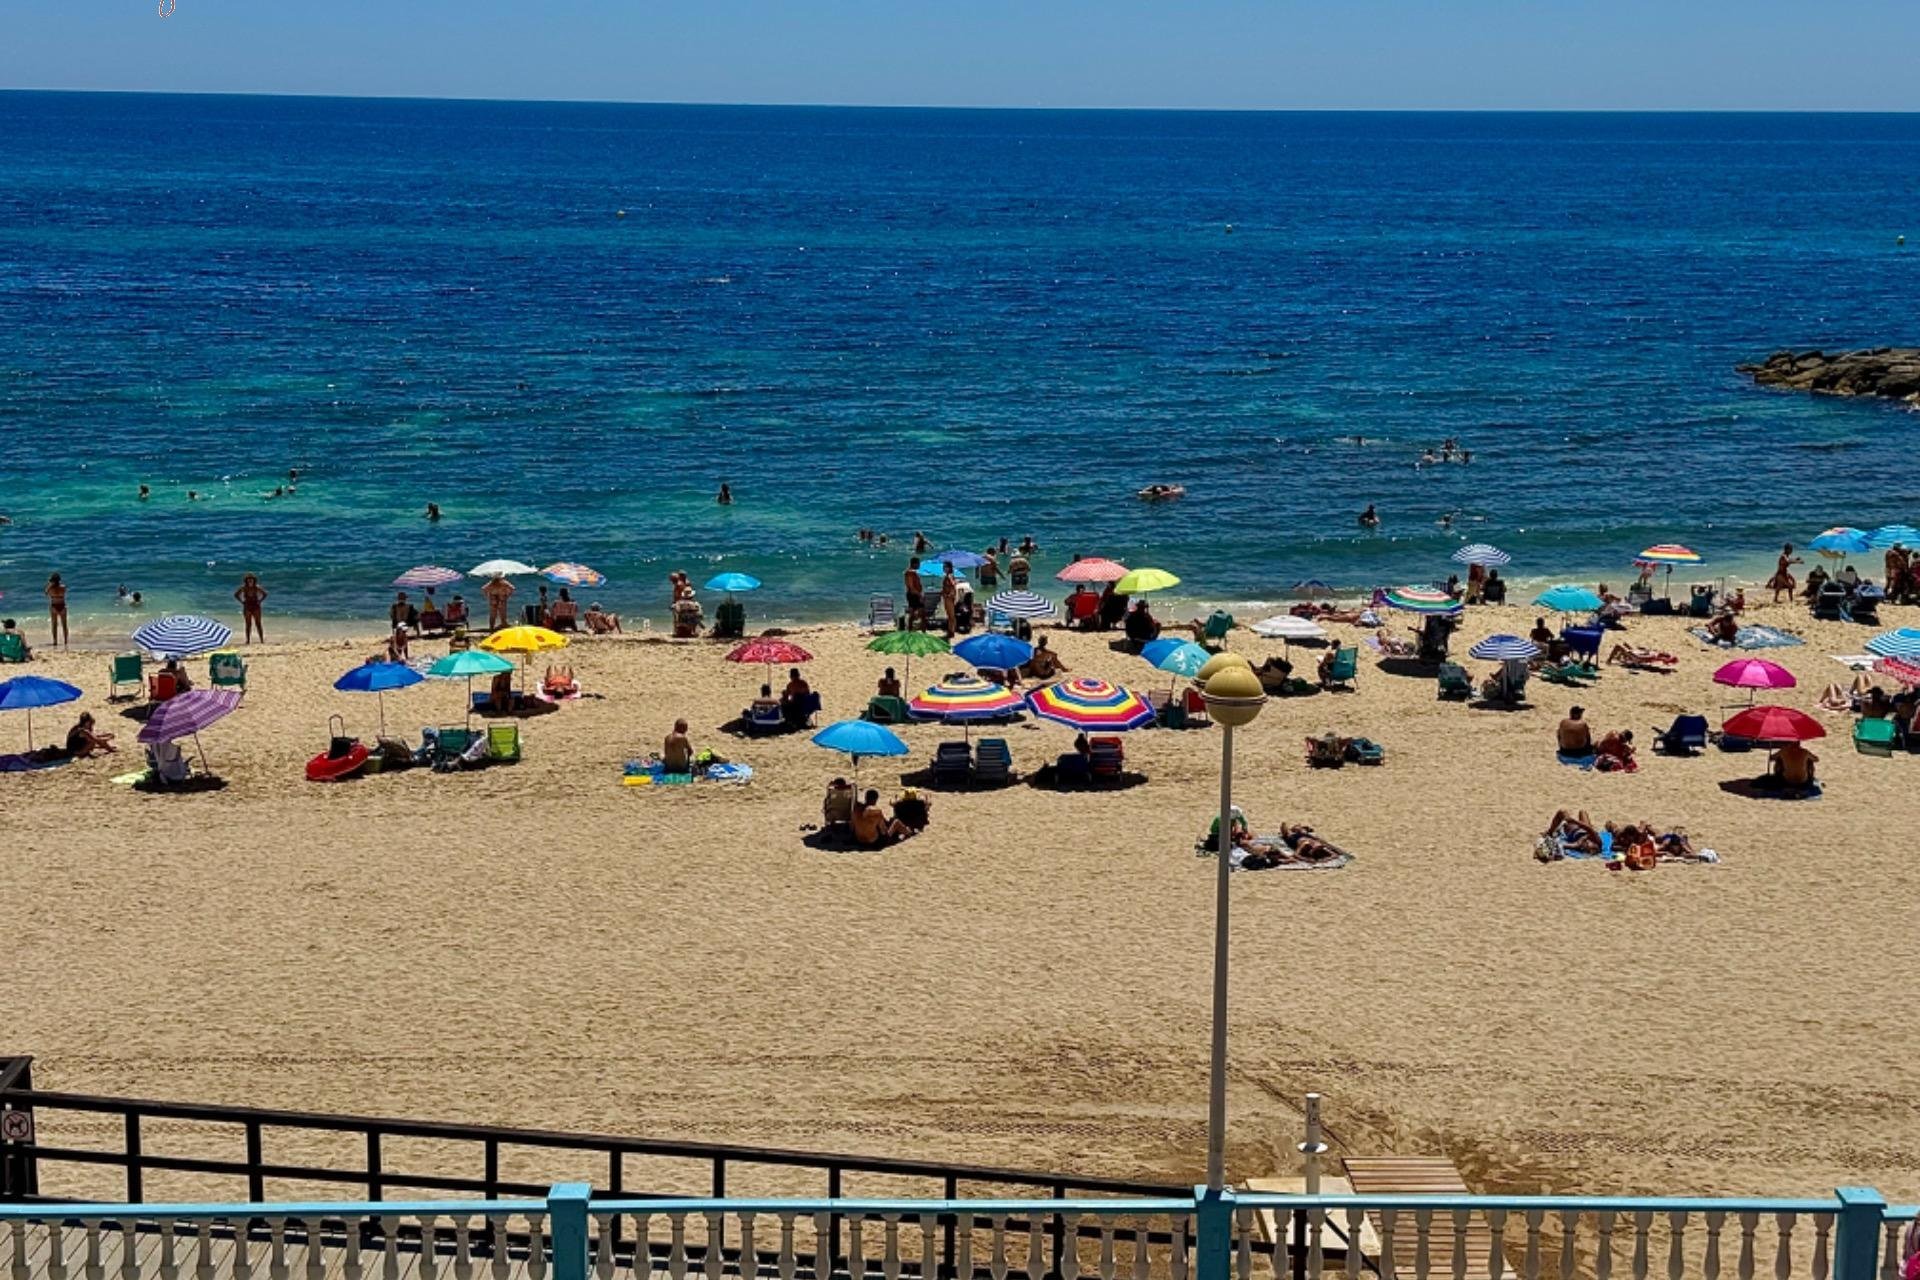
[541, 665, 578, 698]
[582, 602, 621, 633]
[1608, 643, 1677, 667]
[1544, 809, 1601, 855]
[1277, 822, 1340, 861]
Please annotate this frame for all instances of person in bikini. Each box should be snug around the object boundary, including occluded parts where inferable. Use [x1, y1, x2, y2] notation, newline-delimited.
[234, 573, 268, 643]
[44, 573, 69, 648]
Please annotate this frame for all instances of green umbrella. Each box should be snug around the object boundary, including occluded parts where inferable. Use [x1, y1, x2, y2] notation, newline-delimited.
[866, 629, 951, 684]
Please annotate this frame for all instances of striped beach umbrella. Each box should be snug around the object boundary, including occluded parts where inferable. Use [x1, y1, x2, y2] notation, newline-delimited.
[909, 674, 1025, 722]
[541, 562, 607, 588]
[986, 589, 1056, 620]
[1867, 524, 1920, 550]
[1467, 634, 1539, 661]
[1025, 678, 1157, 731]
[392, 565, 464, 590]
[1875, 656, 1920, 687]
[1808, 528, 1870, 559]
[1865, 628, 1920, 660]
[1381, 586, 1463, 616]
[136, 689, 243, 777]
[132, 615, 233, 659]
[1290, 579, 1335, 598]
[1056, 558, 1129, 584]
[1636, 544, 1702, 565]
[1451, 544, 1511, 568]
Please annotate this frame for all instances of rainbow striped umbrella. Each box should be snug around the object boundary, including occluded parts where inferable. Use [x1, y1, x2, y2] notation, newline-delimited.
[1381, 586, 1463, 616]
[1025, 678, 1156, 731]
[909, 674, 1025, 723]
[541, 562, 607, 588]
[1636, 544, 1702, 565]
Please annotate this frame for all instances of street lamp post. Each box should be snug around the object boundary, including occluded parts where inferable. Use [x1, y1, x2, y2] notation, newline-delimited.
[1195, 655, 1267, 1192]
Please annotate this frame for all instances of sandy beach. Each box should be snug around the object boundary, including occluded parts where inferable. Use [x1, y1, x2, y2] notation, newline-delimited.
[6, 599, 1920, 1204]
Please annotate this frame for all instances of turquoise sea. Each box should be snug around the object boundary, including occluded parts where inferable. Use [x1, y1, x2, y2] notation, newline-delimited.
[2, 94, 1918, 637]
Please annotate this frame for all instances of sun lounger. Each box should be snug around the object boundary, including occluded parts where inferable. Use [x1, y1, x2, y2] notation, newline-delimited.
[867, 595, 897, 632]
[0, 632, 26, 664]
[1652, 714, 1710, 756]
[1536, 661, 1597, 686]
[975, 737, 1013, 785]
[1436, 663, 1471, 700]
[487, 723, 521, 763]
[932, 740, 973, 787]
[209, 650, 247, 692]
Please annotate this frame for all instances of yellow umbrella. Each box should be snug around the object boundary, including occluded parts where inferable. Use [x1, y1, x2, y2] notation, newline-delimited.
[479, 626, 569, 692]
[1114, 567, 1181, 595]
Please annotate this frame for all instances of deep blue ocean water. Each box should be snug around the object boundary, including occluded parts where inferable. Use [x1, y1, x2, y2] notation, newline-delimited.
[2, 93, 1919, 634]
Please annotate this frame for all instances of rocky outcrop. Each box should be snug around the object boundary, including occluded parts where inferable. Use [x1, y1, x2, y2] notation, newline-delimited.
[1739, 348, 1920, 402]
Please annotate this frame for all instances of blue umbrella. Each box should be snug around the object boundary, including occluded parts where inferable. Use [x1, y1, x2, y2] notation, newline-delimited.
[1451, 543, 1511, 567]
[930, 549, 989, 569]
[0, 675, 83, 750]
[1809, 527, 1870, 558]
[1467, 634, 1540, 661]
[1865, 628, 1920, 660]
[812, 718, 910, 786]
[1291, 579, 1335, 598]
[1150, 640, 1211, 678]
[1139, 637, 1188, 666]
[1535, 585, 1602, 614]
[705, 572, 763, 593]
[953, 633, 1035, 672]
[334, 662, 425, 738]
[1867, 524, 1920, 550]
[132, 615, 233, 659]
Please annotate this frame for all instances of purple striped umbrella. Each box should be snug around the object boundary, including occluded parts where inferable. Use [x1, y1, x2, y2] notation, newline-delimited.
[138, 689, 243, 745]
[393, 565, 464, 590]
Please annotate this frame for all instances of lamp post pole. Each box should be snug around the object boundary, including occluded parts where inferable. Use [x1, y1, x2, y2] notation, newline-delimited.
[1206, 717, 1235, 1192]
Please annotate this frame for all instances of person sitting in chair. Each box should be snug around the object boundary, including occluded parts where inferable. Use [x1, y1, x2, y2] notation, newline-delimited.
[161, 657, 194, 692]
[750, 683, 780, 719]
[444, 595, 470, 627]
[1, 618, 31, 661]
[671, 593, 704, 638]
[1122, 601, 1161, 653]
[549, 589, 580, 631]
[876, 666, 902, 699]
[780, 668, 813, 728]
[583, 602, 622, 634]
[1055, 732, 1093, 782]
[822, 777, 855, 828]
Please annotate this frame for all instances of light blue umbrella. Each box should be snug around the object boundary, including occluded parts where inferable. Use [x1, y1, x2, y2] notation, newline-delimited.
[1865, 628, 1920, 660]
[427, 649, 515, 724]
[1139, 637, 1188, 666]
[1535, 585, 1603, 614]
[953, 633, 1034, 671]
[812, 718, 909, 785]
[1467, 634, 1540, 661]
[334, 661, 425, 738]
[1150, 640, 1211, 678]
[1809, 527, 1870, 558]
[705, 572, 763, 593]
[1867, 524, 1920, 550]
[930, 549, 989, 569]
[0, 675, 83, 750]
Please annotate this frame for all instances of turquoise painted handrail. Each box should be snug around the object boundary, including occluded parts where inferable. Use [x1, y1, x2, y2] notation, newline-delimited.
[0, 1198, 540, 1219]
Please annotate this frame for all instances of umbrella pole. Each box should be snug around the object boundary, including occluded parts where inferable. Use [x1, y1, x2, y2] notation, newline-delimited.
[378, 691, 388, 741]
[193, 732, 209, 775]
[25, 707, 32, 753]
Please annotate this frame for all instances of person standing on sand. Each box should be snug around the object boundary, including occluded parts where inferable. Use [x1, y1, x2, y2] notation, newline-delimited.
[1767, 543, 1801, 604]
[903, 557, 926, 630]
[1885, 543, 1909, 603]
[483, 572, 514, 631]
[44, 573, 68, 648]
[234, 573, 268, 643]
[940, 562, 958, 638]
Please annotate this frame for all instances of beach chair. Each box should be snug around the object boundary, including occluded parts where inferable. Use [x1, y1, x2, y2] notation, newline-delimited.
[209, 650, 247, 693]
[865, 695, 911, 724]
[1561, 625, 1603, 663]
[867, 595, 897, 632]
[1855, 717, 1897, 757]
[447, 626, 472, 652]
[1150, 689, 1188, 730]
[975, 738, 1013, 786]
[794, 691, 823, 728]
[1536, 661, 1596, 687]
[1811, 584, 1846, 621]
[712, 599, 745, 639]
[487, 723, 522, 763]
[1652, 714, 1710, 756]
[1850, 593, 1883, 626]
[1346, 737, 1385, 766]
[108, 652, 142, 696]
[1435, 663, 1471, 700]
[0, 632, 25, 664]
[932, 741, 973, 787]
[1067, 592, 1102, 630]
[1088, 736, 1125, 782]
[1182, 686, 1211, 726]
[1198, 610, 1234, 652]
[434, 726, 474, 766]
[1688, 586, 1718, 618]
[744, 703, 786, 735]
[147, 672, 179, 703]
[1304, 736, 1345, 768]
[1320, 646, 1358, 691]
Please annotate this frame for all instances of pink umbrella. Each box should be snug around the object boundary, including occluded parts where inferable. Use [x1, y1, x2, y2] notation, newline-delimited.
[1876, 657, 1920, 687]
[1712, 657, 1796, 711]
[1055, 557, 1129, 584]
[725, 638, 813, 684]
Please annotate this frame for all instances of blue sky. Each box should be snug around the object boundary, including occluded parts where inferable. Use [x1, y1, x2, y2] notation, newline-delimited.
[5, 0, 1918, 110]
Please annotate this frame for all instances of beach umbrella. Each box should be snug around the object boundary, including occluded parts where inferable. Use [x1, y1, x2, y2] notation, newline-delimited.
[1534, 584, 1603, 615]
[333, 661, 424, 738]
[1113, 567, 1180, 596]
[1723, 704, 1825, 744]
[1451, 544, 1511, 567]
[427, 649, 515, 723]
[479, 625, 568, 694]
[1149, 640, 1212, 679]
[132, 615, 233, 659]
[1251, 615, 1327, 642]
[705, 572, 762, 594]
[1381, 586, 1463, 616]
[541, 562, 607, 588]
[1865, 628, 1920, 660]
[929, 549, 989, 569]
[1467, 634, 1540, 661]
[0, 675, 82, 750]
[1025, 678, 1157, 732]
[1809, 528, 1870, 559]
[469, 559, 538, 577]
[952, 633, 1034, 673]
[908, 674, 1025, 741]
[1867, 524, 1920, 550]
[866, 629, 949, 684]
[1712, 658, 1797, 691]
[1056, 558, 1129, 584]
[1139, 637, 1189, 666]
[136, 688, 243, 772]
[727, 638, 814, 685]
[1874, 656, 1920, 687]
[1635, 544, 1702, 599]
[985, 590, 1056, 621]
[811, 718, 909, 787]
[1290, 579, 1335, 598]
[392, 565, 464, 590]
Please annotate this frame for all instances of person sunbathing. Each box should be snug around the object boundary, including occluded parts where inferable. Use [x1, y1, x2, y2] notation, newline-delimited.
[1528, 617, 1554, 646]
[1769, 742, 1818, 790]
[1595, 729, 1637, 772]
[1204, 805, 1252, 852]
[1556, 706, 1594, 755]
[161, 657, 193, 692]
[663, 719, 693, 773]
[1544, 809, 1601, 855]
[750, 683, 780, 717]
[1277, 822, 1339, 861]
[387, 625, 411, 662]
[541, 665, 579, 698]
[1254, 655, 1294, 689]
[487, 670, 513, 713]
[1307, 730, 1350, 763]
[1371, 627, 1416, 657]
[583, 602, 622, 634]
[851, 790, 912, 847]
[1706, 611, 1740, 644]
[445, 596, 470, 627]
[1608, 642, 1677, 666]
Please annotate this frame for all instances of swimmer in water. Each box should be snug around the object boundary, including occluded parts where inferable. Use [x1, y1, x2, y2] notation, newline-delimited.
[1419, 449, 1438, 467]
[1359, 503, 1380, 530]
[138, 484, 151, 501]
[913, 531, 929, 553]
[266, 486, 283, 500]
[426, 502, 441, 522]
[187, 490, 201, 502]
[1460, 448, 1473, 464]
[717, 483, 732, 505]
[1437, 511, 1456, 530]
[288, 468, 299, 485]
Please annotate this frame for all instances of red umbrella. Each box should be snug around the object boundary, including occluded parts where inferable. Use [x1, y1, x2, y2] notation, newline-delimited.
[1055, 557, 1128, 584]
[1723, 704, 1826, 743]
[1876, 657, 1920, 687]
[726, 639, 814, 684]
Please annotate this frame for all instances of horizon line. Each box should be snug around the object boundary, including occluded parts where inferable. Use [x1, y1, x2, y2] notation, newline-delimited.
[3, 87, 1917, 115]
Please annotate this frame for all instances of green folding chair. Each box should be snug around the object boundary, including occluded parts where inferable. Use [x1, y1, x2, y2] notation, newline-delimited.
[487, 723, 522, 763]
[0, 632, 27, 664]
[209, 650, 247, 692]
[108, 652, 143, 697]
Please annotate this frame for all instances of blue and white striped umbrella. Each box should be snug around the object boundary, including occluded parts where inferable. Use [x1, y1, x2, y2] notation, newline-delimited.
[1865, 628, 1920, 660]
[986, 589, 1056, 620]
[1867, 524, 1920, 550]
[1451, 543, 1511, 568]
[132, 615, 233, 659]
[1467, 633, 1540, 661]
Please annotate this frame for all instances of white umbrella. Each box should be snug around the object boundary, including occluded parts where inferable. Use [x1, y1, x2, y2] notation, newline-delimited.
[1251, 615, 1327, 641]
[469, 559, 538, 577]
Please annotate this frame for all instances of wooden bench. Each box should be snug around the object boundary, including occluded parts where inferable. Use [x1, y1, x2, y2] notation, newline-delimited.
[1342, 1156, 1499, 1280]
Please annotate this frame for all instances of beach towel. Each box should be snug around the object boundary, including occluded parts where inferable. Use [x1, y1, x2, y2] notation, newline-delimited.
[623, 757, 752, 786]
[0, 751, 70, 773]
[1555, 751, 1596, 770]
[110, 768, 152, 786]
[1830, 654, 1880, 671]
[1690, 624, 1804, 650]
[1196, 837, 1354, 871]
